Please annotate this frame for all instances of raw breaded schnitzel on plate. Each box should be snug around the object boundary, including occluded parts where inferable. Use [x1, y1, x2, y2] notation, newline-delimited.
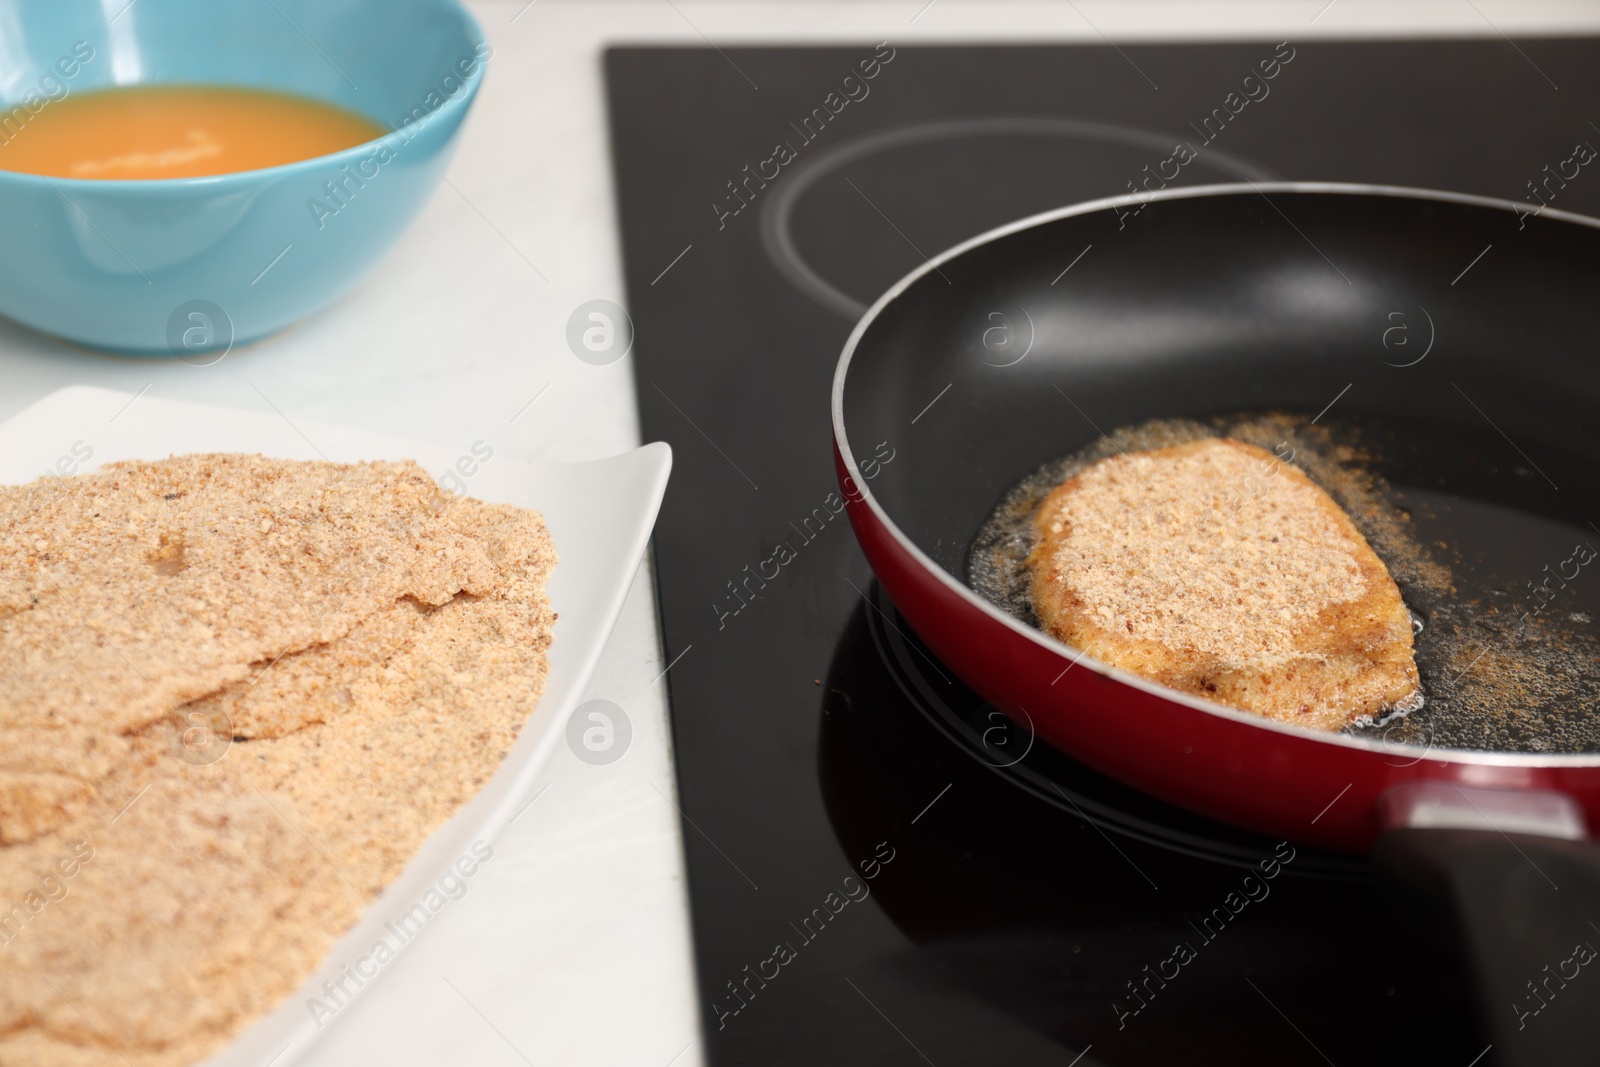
[0, 386, 669, 1067]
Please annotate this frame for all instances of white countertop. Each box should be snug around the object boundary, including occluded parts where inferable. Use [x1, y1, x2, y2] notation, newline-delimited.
[3, 2, 1598, 1064]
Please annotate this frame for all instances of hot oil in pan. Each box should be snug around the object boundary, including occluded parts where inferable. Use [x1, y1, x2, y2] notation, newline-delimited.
[967, 413, 1600, 754]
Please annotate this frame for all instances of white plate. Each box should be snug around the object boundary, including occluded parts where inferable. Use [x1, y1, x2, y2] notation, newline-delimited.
[0, 385, 671, 1067]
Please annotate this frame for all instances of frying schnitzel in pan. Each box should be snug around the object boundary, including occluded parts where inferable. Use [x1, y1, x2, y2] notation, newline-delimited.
[1027, 437, 1421, 730]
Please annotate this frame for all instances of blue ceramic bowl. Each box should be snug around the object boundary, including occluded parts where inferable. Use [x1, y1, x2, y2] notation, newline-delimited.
[0, 0, 486, 355]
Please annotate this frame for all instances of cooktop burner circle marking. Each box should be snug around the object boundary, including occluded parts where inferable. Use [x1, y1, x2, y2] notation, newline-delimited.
[759, 116, 1279, 320]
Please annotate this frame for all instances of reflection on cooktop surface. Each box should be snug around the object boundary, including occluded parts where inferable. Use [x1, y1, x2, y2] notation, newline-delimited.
[815, 586, 1479, 1066]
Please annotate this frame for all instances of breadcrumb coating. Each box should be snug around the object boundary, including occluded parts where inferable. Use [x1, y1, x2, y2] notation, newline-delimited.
[0, 454, 556, 1066]
[1028, 438, 1419, 729]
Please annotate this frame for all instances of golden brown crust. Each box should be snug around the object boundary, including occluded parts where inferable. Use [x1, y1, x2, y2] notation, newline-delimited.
[1028, 438, 1419, 730]
[0, 454, 556, 1066]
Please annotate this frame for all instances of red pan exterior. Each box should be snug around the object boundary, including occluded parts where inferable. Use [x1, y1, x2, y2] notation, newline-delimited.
[836, 443, 1600, 854]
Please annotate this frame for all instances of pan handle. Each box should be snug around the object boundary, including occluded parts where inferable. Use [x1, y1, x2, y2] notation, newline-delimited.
[1371, 786, 1600, 1067]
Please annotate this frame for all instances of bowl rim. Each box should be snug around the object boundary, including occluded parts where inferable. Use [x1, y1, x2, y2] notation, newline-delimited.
[0, 0, 485, 191]
[831, 180, 1600, 769]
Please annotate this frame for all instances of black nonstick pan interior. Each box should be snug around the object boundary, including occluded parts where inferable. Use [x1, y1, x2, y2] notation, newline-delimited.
[839, 184, 1600, 754]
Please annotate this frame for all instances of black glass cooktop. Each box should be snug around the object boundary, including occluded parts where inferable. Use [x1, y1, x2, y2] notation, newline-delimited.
[605, 40, 1600, 1065]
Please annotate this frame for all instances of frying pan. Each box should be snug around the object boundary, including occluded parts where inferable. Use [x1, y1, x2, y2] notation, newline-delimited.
[832, 183, 1600, 1066]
